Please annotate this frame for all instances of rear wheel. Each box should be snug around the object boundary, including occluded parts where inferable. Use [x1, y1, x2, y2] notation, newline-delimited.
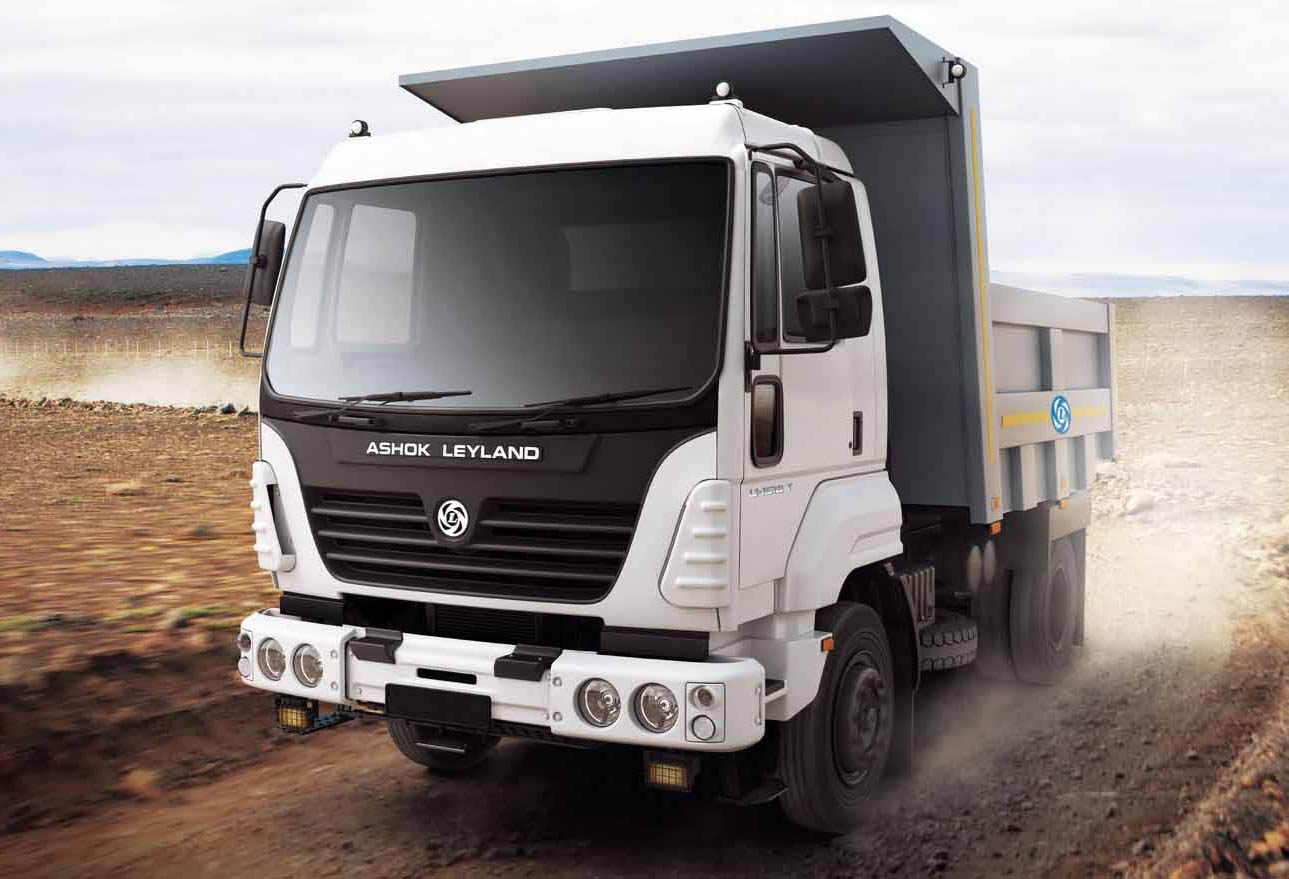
[1009, 536, 1080, 684]
[918, 609, 978, 671]
[778, 602, 895, 833]
[386, 719, 499, 773]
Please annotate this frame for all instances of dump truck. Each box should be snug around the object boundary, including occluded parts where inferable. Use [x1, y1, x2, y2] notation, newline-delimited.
[234, 16, 1117, 832]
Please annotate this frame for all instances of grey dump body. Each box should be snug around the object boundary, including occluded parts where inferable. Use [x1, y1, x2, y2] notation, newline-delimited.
[401, 16, 1117, 524]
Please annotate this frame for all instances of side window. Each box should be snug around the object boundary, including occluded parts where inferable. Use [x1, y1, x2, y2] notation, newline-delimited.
[287, 203, 334, 347]
[750, 164, 779, 349]
[336, 204, 416, 344]
[776, 176, 813, 340]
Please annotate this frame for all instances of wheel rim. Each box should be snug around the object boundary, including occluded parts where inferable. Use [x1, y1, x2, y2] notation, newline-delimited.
[832, 652, 892, 787]
[1047, 567, 1073, 649]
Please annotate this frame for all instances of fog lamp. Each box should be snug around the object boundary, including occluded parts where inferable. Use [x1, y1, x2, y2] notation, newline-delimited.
[634, 683, 679, 733]
[275, 696, 316, 732]
[293, 644, 324, 688]
[576, 678, 621, 727]
[644, 752, 697, 792]
[257, 637, 286, 681]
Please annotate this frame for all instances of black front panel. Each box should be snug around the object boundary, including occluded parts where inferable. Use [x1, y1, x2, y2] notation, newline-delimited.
[268, 418, 709, 603]
[307, 489, 638, 601]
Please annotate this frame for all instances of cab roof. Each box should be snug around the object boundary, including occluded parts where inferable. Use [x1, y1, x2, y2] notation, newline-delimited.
[309, 103, 846, 189]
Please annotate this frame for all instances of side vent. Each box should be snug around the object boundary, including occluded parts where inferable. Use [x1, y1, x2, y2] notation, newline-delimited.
[900, 564, 935, 624]
[250, 460, 296, 572]
[659, 480, 732, 609]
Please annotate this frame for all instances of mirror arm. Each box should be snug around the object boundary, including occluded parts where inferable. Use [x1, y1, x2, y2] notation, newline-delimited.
[239, 182, 307, 359]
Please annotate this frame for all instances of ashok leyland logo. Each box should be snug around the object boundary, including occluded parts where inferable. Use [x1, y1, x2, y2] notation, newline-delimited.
[436, 499, 469, 539]
[1050, 395, 1072, 434]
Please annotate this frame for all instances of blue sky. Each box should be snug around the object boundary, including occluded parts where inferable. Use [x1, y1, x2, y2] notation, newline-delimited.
[2, 1, 1286, 279]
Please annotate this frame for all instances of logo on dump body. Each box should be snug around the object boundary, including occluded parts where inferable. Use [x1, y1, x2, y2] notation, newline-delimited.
[436, 499, 469, 539]
[1050, 395, 1072, 434]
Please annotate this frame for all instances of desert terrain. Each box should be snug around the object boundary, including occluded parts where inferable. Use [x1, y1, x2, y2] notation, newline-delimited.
[1, 267, 1288, 878]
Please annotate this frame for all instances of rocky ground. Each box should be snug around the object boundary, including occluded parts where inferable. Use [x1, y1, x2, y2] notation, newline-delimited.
[0, 264, 245, 312]
[0, 276, 1287, 877]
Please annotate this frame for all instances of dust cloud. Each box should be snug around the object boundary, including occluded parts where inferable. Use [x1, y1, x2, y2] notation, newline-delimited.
[907, 297, 1289, 794]
[0, 353, 258, 409]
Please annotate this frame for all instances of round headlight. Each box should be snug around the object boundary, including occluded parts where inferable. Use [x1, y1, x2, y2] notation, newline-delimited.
[257, 637, 286, 681]
[293, 644, 324, 688]
[576, 678, 621, 728]
[634, 683, 679, 733]
[237, 631, 252, 653]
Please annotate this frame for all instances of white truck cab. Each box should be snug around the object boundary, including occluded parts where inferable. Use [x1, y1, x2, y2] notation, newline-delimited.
[235, 17, 1117, 832]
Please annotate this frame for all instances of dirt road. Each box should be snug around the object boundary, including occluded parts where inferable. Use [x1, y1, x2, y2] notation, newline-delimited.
[1, 292, 1288, 877]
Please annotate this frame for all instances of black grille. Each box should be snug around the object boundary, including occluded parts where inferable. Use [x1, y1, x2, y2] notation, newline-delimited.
[306, 489, 639, 602]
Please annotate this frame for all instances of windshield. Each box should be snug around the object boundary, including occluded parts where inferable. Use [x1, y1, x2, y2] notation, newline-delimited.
[264, 162, 729, 410]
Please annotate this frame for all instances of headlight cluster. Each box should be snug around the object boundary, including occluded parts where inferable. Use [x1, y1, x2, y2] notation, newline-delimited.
[575, 679, 679, 733]
[249, 636, 324, 688]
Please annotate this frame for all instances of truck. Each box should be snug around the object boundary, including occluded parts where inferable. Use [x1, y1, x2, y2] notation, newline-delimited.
[234, 16, 1117, 832]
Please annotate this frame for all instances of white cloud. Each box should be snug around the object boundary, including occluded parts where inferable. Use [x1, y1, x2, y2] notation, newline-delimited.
[1, 0, 1286, 277]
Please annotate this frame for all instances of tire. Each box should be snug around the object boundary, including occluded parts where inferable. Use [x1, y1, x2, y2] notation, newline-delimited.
[918, 609, 978, 671]
[1009, 536, 1080, 684]
[779, 602, 896, 833]
[386, 719, 499, 773]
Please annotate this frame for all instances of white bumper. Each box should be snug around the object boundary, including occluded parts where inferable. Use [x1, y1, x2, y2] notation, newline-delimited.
[238, 610, 766, 752]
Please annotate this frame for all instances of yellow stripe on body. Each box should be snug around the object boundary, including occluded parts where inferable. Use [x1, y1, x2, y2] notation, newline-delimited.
[1000, 405, 1109, 429]
[969, 110, 996, 508]
[1000, 411, 1048, 428]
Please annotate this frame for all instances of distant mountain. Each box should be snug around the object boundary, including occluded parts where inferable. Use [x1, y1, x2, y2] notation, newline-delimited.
[0, 250, 49, 268]
[202, 248, 251, 265]
[0, 248, 250, 270]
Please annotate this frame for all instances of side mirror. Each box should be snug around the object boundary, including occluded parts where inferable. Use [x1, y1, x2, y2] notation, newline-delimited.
[797, 181, 866, 290]
[246, 220, 286, 307]
[795, 285, 873, 343]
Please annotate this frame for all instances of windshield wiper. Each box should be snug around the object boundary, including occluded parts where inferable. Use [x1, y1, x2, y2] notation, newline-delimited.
[468, 385, 692, 434]
[520, 385, 693, 410]
[293, 389, 472, 423]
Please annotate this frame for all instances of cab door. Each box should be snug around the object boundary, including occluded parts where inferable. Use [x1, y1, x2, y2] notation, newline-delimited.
[739, 158, 884, 591]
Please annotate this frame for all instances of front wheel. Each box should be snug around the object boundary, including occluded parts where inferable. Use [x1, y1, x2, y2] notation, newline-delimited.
[778, 601, 895, 833]
[386, 719, 499, 773]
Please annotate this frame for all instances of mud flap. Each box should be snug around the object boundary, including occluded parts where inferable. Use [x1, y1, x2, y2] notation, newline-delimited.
[1070, 528, 1087, 646]
[887, 617, 919, 776]
[973, 569, 1015, 679]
